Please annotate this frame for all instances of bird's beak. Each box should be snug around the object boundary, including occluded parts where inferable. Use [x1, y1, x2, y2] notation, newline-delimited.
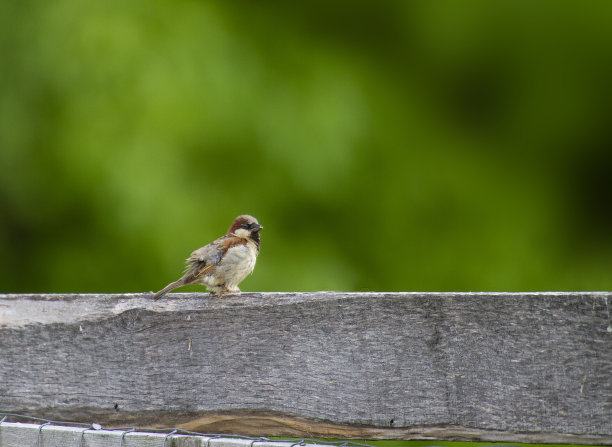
[255, 224, 263, 231]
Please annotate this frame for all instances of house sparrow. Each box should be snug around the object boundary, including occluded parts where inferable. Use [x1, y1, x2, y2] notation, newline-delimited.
[153, 215, 262, 299]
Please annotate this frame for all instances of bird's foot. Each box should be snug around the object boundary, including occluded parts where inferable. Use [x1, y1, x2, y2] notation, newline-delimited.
[217, 285, 240, 296]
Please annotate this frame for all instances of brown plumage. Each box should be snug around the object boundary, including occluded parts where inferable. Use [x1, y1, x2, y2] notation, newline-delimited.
[153, 215, 262, 299]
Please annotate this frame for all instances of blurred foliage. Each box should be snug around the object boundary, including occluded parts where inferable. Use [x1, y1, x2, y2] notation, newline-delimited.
[1, 0, 612, 293]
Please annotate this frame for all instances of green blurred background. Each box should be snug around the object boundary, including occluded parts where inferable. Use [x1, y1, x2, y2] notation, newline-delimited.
[1, 1, 612, 294]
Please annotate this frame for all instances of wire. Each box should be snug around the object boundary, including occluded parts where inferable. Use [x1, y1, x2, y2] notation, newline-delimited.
[0, 412, 376, 447]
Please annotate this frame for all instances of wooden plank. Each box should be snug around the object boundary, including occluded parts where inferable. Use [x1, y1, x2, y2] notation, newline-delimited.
[0, 292, 611, 444]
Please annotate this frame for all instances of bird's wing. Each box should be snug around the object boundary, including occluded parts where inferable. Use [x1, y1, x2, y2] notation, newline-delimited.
[184, 235, 247, 278]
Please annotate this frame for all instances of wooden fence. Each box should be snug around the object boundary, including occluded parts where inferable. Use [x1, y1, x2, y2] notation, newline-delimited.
[0, 292, 611, 445]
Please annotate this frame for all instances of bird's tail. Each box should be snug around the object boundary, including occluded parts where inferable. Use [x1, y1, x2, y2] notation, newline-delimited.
[153, 279, 185, 300]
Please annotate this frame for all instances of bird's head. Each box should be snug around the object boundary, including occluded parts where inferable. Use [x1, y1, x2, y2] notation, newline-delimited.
[229, 215, 263, 240]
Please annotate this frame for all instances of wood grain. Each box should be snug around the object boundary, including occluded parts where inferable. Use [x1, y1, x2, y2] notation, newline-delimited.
[0, 292, 610, 444]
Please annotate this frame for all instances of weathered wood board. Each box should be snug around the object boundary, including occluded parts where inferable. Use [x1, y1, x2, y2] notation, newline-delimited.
[0, 292, 611, 444]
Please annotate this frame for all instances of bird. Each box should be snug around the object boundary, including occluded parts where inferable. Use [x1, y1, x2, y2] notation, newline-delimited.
[153, 215, 262, 299]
